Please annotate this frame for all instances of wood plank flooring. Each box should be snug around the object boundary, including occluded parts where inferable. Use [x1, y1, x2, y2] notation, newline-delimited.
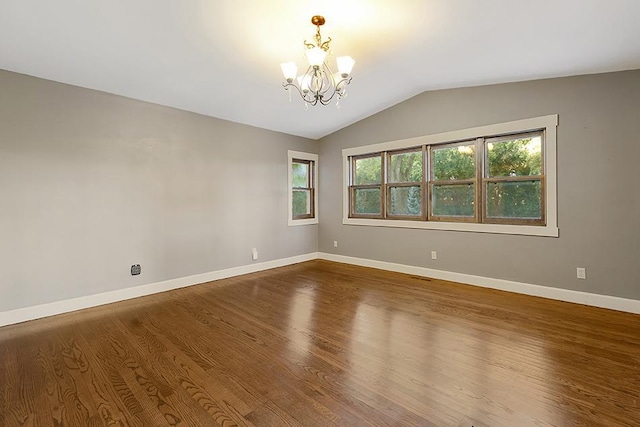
[1, 260, 639, 426]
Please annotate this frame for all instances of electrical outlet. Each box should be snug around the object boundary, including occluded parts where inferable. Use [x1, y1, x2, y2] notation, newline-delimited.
[333, 240, 338, 248]
[131, 264, 141, 276]
[431, 251, 437, 260]
[577, 267, 586, 280]
[252, 248, 258, 261]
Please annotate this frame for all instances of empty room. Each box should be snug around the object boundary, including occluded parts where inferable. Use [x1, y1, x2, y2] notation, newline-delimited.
[1, 1, 639, 426]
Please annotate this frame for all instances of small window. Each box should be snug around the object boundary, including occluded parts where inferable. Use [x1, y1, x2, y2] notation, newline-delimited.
[292, 160, 313, 219]
[288, 151, 318, 226]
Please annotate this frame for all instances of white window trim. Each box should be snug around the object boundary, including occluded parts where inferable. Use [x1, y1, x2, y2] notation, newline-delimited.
[288, 150, 319, 226]
[342, 115, 558, 237]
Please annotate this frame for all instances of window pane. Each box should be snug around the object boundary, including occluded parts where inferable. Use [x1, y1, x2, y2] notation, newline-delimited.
[487, 136, 542, 177]
[486, 180, 542, 219]
[354, 156, 381, 185]
[433, 144, 475, 180]
[389, 186, 422, 216]
[354, 188, 381, 215]
[292, 162, 309, 188]
[292, 190, 311, 216]
[432, 184, 474, 217]
[389, 151, 423, 183]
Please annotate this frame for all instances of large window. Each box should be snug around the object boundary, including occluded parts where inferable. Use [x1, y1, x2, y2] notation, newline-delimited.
[342, 116, 558, 236]
[288, 151, 318, 226]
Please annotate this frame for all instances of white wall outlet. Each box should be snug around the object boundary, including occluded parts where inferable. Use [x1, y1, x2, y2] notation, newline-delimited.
[577, 267, 586, 279]
[333, 240, 338, 248]
[252, 248, 258, 261]
[431, 251, 437, 260]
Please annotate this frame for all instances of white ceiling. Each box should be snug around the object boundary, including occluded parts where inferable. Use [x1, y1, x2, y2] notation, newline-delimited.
[1, 0, 639, 140]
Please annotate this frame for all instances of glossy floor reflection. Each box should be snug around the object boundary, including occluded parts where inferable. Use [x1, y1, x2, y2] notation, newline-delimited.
[1, 260, 639, 426]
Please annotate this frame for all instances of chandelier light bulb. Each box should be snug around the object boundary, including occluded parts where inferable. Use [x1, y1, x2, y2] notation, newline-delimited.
[280, 62, 298, 82]
[305, 47, 327, 67]
[336, 56, 355, 77]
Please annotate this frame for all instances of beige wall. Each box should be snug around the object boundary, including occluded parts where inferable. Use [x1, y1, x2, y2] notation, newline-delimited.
[0, 70, 317, 312]
[318, 70, 640, 300]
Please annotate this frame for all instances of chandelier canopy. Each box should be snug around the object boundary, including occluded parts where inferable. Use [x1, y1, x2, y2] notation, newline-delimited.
[280, 15, 355, 107]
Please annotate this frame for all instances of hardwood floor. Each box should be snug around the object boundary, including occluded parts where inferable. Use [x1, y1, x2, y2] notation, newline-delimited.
[1, 260, 639, 426]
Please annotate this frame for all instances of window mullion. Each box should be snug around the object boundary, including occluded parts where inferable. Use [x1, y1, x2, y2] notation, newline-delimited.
[426, 145, 433, 221]
[381, 153, 387, 219]
[422, 145, 428, 221]
[476, 137, 484, 223]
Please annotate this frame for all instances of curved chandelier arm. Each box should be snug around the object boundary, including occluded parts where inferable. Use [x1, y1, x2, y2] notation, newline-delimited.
[282, 81, 321, 106]
[314, 75, 352, 105]
[318, 37, 332, 52]
[283, 74, 352, 106]
[303, 36, 331, 51]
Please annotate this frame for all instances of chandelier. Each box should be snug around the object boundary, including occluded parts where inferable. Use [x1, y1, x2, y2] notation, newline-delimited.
[280, 15, 355, 107]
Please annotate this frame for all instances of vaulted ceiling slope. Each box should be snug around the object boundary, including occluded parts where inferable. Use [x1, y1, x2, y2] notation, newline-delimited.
[1, 0, 640, 139]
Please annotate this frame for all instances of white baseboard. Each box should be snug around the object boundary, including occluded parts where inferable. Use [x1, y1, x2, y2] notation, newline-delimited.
[3, 251, 638, 328]
[0, 252, 319, 327]
[318, 253, 640, 315]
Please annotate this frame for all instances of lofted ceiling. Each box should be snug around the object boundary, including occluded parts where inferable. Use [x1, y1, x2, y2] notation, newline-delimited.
[1, 0, 640, 140]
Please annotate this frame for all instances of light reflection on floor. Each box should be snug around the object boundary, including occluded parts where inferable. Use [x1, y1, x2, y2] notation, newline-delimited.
[345, 293, 563, 425]
[286, 286, 317, 360]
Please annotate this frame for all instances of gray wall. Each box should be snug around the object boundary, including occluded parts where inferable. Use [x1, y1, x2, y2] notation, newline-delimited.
[0, 70, 317, 312]
[318, 70, 640, 300]
[2, 68, 639, 313]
